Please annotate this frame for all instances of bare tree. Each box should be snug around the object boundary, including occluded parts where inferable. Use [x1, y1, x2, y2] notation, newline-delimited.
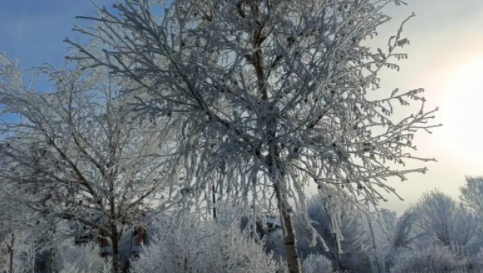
[66, 0, 439, 271]
[0, 54, 185, 272]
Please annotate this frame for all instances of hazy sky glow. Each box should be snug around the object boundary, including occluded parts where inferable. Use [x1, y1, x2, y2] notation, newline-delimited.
[0, 0, 481, 214]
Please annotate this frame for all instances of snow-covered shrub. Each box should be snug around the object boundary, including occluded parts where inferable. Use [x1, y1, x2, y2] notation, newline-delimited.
[302, 254, 333, 273]
[198, 222, 279, 273]
[59, 264, 89, 273]
[265, 228, 286, 262]
[389, 245, 464, 273]
[130, 214, 202, 273]
[462, 247, 483, 272]
[57, 240, 111, 273]
[130, 213, 278, 273]
[59, 263, 111, 273]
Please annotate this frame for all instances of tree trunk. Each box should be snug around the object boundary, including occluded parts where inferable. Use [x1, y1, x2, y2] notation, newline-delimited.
[273, 183, 302, 273]
[332, 232, 342, 271]
[7, 233, 15, 273]
[212, 184, 217, 220]
[110, 225, 121, 273]
[48, 248, 55, 273]
[48, 228, 56, 273]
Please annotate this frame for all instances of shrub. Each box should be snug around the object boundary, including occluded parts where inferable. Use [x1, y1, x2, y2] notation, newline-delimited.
[57, 240, 111, 273]
[302, 254, 333, 273]
[130, 214, 278, 273]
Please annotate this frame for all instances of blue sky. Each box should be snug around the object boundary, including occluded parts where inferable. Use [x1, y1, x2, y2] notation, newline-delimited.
[0, 0, 116, 68]
[0, 1, 117, 130]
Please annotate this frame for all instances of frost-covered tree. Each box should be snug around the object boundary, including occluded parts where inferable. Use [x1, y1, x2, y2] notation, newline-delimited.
[390, 210, 417, 250]
[460, 176, 483, 216]
[383, 209, 419, 269]
[0, 174, 44, 273]
[67, 0, 440, 271]
[0, 55, 186, 272]
[0, 230, 42, 273]
[458, 176, 483, 256]
[0, 201, 21, 273]
[413, 190, 479, 252]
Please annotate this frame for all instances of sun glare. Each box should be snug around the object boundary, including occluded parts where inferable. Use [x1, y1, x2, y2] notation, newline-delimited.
[442, 56, 483, 165]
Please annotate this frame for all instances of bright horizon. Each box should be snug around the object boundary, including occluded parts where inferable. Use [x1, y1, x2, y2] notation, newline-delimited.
[1, 0, 482, 215]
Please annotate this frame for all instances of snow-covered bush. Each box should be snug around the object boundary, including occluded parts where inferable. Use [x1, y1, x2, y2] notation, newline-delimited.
[130, 213, 278, 273]
[57, 240, 111, 273]
[389, 245, 464, 273]
[457, 247, 483, 272]
[301, 254, 333, 273]
[198, 222, 279, 273]
[265, 228, 286, 262]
